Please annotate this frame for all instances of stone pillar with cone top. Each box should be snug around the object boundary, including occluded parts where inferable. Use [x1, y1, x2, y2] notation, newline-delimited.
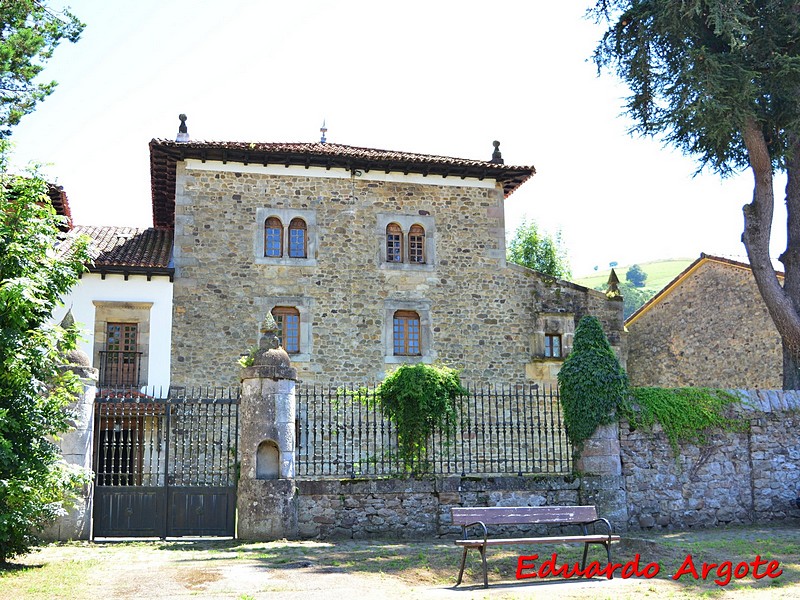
[41, 310, 99, 541]
[237, 314, 299, 540]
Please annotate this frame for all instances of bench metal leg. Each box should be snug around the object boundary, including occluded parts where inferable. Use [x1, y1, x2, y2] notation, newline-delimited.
[481, 545, 488, 588]
[581, 542, 589, 571]
[455, 547, 468, 586]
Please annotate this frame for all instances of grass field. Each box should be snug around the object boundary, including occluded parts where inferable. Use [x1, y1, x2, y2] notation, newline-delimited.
[573, 258, 694, 295]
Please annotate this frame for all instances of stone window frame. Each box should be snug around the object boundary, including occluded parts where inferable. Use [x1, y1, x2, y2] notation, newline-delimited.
[383, 299, 433, 364]
[377, 213, 435, 271]
[256, 296, 312, 362]
[532, 313, 574, 361]
[255, 208, 317, 266]
[92, 301, 153, 387]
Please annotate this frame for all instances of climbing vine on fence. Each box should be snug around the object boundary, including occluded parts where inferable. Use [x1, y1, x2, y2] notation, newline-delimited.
[371, 363, 467, 468]
[621, 387, 749, 456]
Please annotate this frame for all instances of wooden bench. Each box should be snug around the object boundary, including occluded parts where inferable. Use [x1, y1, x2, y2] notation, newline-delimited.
[452, 505, 621, 588]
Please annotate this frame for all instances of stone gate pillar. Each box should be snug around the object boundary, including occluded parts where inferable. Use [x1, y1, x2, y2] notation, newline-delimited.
[577, 422, 629, 532]
[237, 315, 298, 540]
[41, 345, 98, 541]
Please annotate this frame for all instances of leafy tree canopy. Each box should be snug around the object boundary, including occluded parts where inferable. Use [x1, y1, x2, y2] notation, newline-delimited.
[0, 144, 91, 563]
[592, 0, 800, 388]
[626, 263, 647, 287]
[507, 219, 572, 279]
[0, 0, 84, 137]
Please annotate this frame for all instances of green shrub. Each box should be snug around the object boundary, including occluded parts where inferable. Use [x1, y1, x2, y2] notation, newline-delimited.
[374, 363, 467, 468]
[557, 316, 628, 451]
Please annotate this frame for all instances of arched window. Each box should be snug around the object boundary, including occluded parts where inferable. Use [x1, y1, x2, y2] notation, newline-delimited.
[408, 224, 425, 263]
[393, 310, 421, 356]
[386, 223, 403, 263]
[288, 218, 307, 258]
[271, 306, 300, 353]
[264, 217, 283, 257]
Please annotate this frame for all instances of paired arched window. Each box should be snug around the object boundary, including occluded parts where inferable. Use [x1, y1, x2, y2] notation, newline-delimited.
[272, 306, 300, 354]
[393, 310, 421, 356]
[385, 223, 425, 264]
[264, 217, 307, 258]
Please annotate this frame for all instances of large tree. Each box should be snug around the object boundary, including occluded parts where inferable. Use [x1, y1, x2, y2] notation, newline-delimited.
[507, 219, 572, 279]
[0, 0, 83, 137]
[592, 0, 800, 388]
[0, 147, 91, 563]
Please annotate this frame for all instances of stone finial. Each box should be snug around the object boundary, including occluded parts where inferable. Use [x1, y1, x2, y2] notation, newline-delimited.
[490, 140, 504, 164]
[176, 114, 190, 142]
[607, 268, 621, 298]
[259, 313, 281, 351]
[242, 313, 297, 380]
[320, 119, 327, 144]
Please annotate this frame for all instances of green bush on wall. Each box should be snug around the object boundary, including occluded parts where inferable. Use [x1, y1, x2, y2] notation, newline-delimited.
[374, 363, 467, 468]
[557, 316, 628, 452]
[622, 387, 748, 457]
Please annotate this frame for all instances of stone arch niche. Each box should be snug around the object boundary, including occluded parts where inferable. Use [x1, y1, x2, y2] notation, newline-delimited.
[256, 439, 281, 480]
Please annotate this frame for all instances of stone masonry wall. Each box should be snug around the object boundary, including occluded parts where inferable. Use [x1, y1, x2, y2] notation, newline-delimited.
[621, 390, 800, 530]
[295, 474, 608, 539]
[626, 258, 781, 388]
[170, 163, 623, 387]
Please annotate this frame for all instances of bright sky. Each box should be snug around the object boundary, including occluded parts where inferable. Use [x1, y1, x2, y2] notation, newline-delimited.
[9, 0, 787, 276]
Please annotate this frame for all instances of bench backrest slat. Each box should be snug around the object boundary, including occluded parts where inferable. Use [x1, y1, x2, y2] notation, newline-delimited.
[451, 506, 598, 526]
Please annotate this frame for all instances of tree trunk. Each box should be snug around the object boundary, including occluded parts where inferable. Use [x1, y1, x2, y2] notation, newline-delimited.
[741, 119, 800, 389]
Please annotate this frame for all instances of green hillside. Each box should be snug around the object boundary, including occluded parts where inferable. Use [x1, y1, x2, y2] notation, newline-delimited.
[573, 258, 694, 295]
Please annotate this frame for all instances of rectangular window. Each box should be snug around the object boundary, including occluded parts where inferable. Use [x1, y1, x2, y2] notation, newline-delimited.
[288, 228, 306, 258]
[265, 227, 282, 257]
[393, 311, 421, 356]
[387, 232, 402, 262]
[545, 333, 562, 358]
[272, 307, 300, 354]
[103, 323, 140, 386]
[409, 235, 424, 263]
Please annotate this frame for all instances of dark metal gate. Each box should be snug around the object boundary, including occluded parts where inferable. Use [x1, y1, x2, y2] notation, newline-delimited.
[92, 388, 239, 538]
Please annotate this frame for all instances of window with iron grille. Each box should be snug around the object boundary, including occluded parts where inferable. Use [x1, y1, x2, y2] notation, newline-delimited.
[272, 306, 301, 354]
[288, 218, 307, 258]
[264, 217, 283, 257]
[393, 310, 421, 356]
[545, 333, 562, 358]
[386, 223, 403, 263]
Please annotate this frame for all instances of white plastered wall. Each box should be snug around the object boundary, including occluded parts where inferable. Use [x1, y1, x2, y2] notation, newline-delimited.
[53, 273, 173, 390]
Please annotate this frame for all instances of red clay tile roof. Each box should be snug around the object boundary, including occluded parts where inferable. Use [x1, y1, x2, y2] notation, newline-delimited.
[47, 184, 73, 229]
[149, 139, 536, 229]
[62, 226, 173, 278]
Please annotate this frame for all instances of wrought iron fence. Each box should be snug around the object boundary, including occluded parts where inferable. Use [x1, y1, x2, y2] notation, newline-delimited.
[296, 383, 573, 478]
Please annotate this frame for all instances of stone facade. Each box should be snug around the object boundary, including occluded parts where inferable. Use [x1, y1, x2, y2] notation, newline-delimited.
[620, 390, 800, 530]
[626, 255, 782, 388]
[168, 158, 623, 387]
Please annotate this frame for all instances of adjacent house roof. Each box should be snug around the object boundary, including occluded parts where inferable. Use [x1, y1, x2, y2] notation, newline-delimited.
[149, 139, 536, 229]
[47, 184, 73, 229]
[62, 225, 174, 280]
[625, 253, 784, 326]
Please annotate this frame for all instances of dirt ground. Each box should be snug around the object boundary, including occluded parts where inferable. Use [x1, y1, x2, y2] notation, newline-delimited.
[2, 525, 799, 599]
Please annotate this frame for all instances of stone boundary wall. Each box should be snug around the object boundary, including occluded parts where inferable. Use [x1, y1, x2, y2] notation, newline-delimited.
[295, 474, 613, 539]
[621, 389, 800, 530]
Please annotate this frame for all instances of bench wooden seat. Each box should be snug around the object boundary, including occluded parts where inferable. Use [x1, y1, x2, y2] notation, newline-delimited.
[452, 505, 621, 588]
